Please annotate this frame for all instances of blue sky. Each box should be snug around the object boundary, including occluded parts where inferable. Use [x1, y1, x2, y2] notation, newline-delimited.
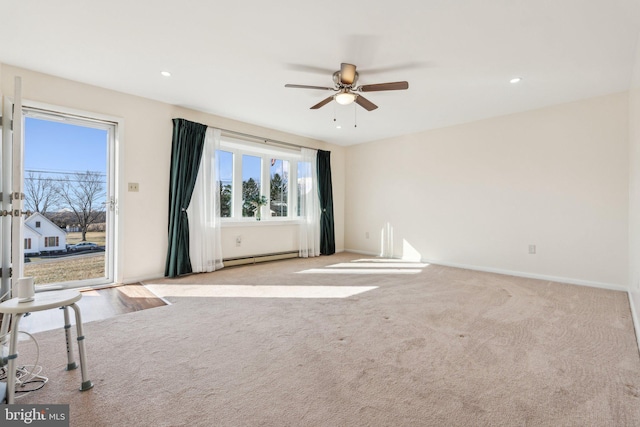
[218, 151, 289, 186]
[243, 154, 261, 182]
[24, 117, 107, 176]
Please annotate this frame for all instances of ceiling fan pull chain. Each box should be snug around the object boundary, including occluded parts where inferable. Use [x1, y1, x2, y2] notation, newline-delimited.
[354, 103, 358, 128]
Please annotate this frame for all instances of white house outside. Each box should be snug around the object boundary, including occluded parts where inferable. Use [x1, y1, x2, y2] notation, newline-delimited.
[24, 212, 67, 255]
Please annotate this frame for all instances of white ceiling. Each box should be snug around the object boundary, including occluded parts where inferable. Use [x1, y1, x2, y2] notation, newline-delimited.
[2, 1, 640, 146]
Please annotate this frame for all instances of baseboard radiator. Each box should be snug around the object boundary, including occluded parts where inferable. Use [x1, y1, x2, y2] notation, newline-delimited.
[223, 251, 298, 267]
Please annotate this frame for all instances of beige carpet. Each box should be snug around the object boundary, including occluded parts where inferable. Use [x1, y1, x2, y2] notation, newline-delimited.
[13, 253, 640, 426]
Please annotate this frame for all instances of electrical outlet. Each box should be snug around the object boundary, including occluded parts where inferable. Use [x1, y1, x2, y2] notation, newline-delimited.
[528, 244, 536, 254]
[365, 232, 369, 239]
[128, 182, 139, 192]
[236, 236, 242, 247]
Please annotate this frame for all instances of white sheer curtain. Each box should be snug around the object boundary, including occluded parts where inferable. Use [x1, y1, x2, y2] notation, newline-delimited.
[187, 128, 224, 272]
[299, 147, 321, 257]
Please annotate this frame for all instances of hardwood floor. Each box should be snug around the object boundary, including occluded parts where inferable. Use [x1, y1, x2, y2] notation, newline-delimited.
[9, 284, 167, 334]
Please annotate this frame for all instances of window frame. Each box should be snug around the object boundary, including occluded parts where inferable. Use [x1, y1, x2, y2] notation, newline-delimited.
[219, 137, 302, 223]
[22, 100, 123, 288]
[44, 236, 59, 247]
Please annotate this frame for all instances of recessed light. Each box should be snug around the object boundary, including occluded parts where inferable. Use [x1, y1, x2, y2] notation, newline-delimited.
[510, 77, 522, 84]
[336, 125, 342, 129]
[160, 71, 172, 77]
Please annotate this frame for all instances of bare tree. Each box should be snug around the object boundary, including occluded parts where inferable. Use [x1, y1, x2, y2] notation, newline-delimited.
[57, 171, 106, 241]
[24, 172, 61, 214]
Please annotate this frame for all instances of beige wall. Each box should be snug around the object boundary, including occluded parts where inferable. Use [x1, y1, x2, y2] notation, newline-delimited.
[628, 30, 640, 327]
[2, 62, 632, 290]
[1, 64, 345, 283]
[345, 93, 629, 288]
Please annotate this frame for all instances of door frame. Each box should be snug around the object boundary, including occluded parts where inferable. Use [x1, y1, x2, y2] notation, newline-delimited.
[1, 77, 24, 300]
[20, 100, 124, 289]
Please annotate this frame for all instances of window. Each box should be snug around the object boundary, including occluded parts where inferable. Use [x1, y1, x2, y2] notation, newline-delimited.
[44, 236, 59, 247]
[24, 238, 31, 250]
[217, 138, 304, 221]
[218, 150, 233, 218]
[242, 154, 261, 217]
[35, 221, 41, 228]
[270, 159, 289, 217]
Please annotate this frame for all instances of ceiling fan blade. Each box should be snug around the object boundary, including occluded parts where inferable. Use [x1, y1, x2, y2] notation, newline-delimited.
[363, 61, 433, 75]
[310, 96, 334, 110]
[340, 63, 357, 85]
[355, 95, 378, 111]
[284, 63, 335, 75]
[285, 84, 334, 91]
[359, 81, 409, 92]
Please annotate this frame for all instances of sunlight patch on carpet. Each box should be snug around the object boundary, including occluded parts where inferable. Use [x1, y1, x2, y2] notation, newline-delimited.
[145, 284, 378, 299]
[297, 268, 423, 274]
[326, 262, 429, 269]
[350, 258, 425, 263]
[296, 259, 429, 274]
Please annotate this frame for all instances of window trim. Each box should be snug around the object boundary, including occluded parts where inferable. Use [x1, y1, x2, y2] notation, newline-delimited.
[219, 137, 304, 224]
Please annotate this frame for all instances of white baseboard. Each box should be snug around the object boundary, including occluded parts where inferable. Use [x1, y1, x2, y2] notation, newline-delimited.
[426, 259, 627, 292]
[343, 249, 626, 292]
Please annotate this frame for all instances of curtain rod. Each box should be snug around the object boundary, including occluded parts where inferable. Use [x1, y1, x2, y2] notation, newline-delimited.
[217, 128, 307, 150]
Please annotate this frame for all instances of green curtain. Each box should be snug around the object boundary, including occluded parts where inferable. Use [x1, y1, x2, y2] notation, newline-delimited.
[317, 150, 335, 255]
[165, 119, 208, 277]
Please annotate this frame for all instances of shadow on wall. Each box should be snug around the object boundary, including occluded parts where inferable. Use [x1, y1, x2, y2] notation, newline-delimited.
[381, 222, 423, 262]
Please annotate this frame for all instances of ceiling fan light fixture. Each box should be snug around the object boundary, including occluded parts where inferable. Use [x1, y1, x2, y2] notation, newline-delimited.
[286, 62, 406, 111]
[335, 91, 356, 105]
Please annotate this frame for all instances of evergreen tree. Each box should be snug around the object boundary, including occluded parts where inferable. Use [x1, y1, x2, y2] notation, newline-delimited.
[270, 173, 288, 216]
[242, 178, 260, 216]
[219, 183, 232, 217]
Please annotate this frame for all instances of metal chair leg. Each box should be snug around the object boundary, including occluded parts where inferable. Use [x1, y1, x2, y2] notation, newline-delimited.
[62, 306, 77, 371]
[5, 313, 24, 404]
[69, 303, 93, 391]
